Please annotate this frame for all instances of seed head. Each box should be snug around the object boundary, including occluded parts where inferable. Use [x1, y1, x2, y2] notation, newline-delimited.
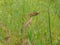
[29, 11, 39, 17]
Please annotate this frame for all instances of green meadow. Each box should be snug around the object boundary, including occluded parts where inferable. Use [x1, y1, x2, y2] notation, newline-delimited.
[0, 0, 60, 45]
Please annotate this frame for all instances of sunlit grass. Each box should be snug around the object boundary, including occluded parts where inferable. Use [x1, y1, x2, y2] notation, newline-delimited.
[0, 0, 60, 45]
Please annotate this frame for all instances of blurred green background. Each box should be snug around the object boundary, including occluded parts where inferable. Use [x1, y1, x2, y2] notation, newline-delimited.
[0, 0, 60, 45]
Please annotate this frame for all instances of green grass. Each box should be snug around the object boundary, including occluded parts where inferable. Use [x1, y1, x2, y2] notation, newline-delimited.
[0, 0, 60, 45]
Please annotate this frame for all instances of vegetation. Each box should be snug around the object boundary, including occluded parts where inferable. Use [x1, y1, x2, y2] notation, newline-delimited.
[0, 0, 60, 45]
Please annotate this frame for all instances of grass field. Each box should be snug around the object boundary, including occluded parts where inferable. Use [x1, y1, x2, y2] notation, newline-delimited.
[0, 0, 60, 45]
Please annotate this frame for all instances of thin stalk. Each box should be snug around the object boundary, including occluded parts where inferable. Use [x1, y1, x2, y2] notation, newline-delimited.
[20, 0, 25, 45]
[48, 0, 52, 45]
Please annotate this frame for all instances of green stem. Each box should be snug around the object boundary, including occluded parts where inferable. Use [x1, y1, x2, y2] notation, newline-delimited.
[48, 0, 52, 45]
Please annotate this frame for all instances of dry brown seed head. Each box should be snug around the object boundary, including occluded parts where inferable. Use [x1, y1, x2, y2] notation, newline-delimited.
[4, 35, 10, 41]
[29, 11, 39, 17]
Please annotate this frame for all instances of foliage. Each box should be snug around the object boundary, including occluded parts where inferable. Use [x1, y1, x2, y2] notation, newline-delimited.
[0, 0, 60, 45]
